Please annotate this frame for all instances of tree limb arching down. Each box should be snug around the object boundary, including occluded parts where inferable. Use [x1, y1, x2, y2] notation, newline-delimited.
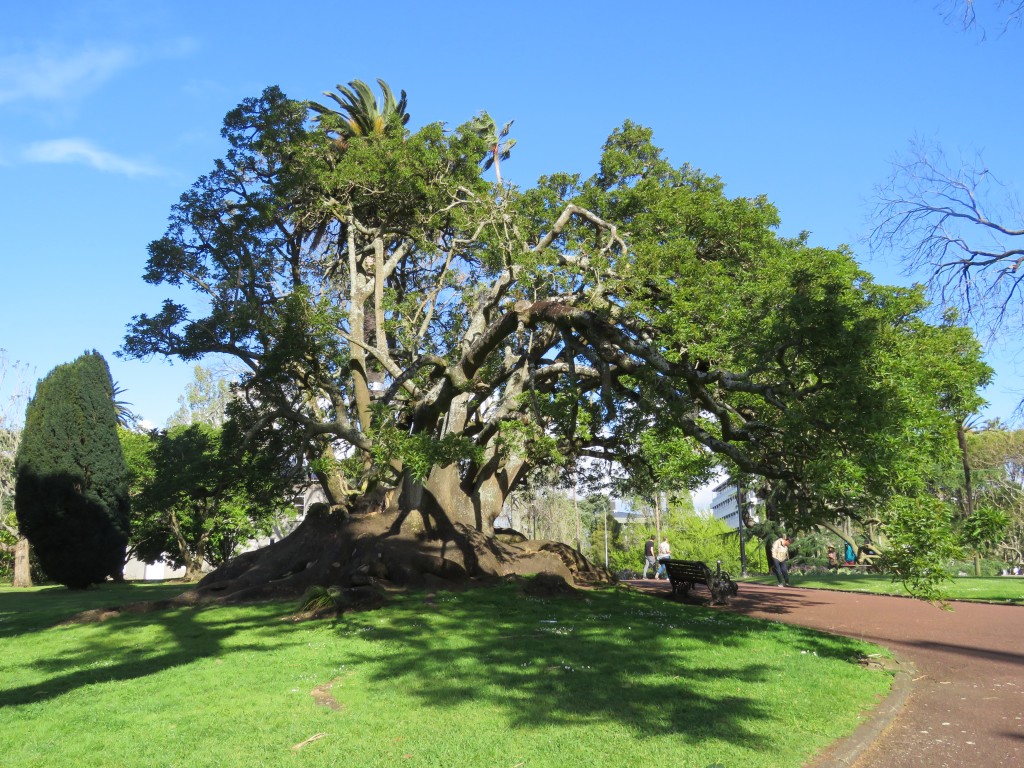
[124, 83, 990, 604]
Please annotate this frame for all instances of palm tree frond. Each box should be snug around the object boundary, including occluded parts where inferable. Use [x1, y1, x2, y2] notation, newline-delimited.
[311, 78, 411, 141]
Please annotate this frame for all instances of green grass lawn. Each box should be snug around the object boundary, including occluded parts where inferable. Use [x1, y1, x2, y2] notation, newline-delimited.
[742, 572, 1024, 604]
[0, 580, 893, 768]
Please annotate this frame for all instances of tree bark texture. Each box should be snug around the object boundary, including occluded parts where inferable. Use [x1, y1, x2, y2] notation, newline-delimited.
[180, 489, 610, 606]
[13, 537, 32, 588]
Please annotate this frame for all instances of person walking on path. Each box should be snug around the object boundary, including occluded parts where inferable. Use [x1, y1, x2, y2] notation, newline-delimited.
[655, 538, 671, 579]
[642, 537, 657, 579]
[770, 534, 792, 586]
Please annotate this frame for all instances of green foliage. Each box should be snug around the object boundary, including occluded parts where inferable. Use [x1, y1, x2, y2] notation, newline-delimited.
[961, 504, 1010, 554]
[666, 511, 743, 572]
[504, 482, 582, 546]
[0, 424, 20, 578]
[14, 353, 130, 588]
[166, 365, 235, 428]
[496, 418, 566, 467]
[880, 496, 962, 600]
[581, 493, 754, 576]
[123, 422, 293, 573]
[633, 501, 751, 574]
[469, 111, 516, 183]
[308, 78, 410, 140]
[945, 557, 1006, 577]
[370, 422, 484, 482]
[632, 429, 717, 497]
[586, 511, 625, 569]
[123, 80, 993, 590]
[964, 426, 1024, 565]
[1, 351, 32, 545]
[604, 546, 637, 574]
[298, 584, 346, 613]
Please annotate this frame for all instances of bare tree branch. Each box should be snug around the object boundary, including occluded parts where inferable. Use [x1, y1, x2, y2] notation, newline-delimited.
[871, 138, 1024, 334]
[941, 0, 1024, 36]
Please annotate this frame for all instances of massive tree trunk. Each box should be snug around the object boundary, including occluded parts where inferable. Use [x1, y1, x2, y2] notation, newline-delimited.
[179, 483, 610, 607]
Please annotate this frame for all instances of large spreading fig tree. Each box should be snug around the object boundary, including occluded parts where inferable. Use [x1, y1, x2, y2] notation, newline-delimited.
[124, 83, 990, 602]
[15, 352, 130, 589]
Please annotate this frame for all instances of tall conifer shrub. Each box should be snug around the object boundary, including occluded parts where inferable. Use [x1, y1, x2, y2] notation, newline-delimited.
[15, 352, 130, 588]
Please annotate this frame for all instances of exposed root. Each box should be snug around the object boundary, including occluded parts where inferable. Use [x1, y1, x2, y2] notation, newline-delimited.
[63, 498, 613, 624]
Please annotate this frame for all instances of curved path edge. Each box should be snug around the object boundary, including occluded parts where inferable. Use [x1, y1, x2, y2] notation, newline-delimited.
[624, 579, 1024, 768]
[805, 653, 915, 768]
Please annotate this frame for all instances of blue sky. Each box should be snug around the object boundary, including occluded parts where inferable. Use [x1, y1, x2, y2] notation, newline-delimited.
[2, 0, 1022, 428]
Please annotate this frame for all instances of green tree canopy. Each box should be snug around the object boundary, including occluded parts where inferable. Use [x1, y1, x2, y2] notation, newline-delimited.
[15, 352, 130, 589]
[166, 364, 235, 428]
[122, 84, 991, 600]
[964, 426, 1024, 565]
[122, 423, 291, 581]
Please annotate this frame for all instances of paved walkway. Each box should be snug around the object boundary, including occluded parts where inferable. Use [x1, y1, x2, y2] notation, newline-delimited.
[626, 579, 1023, 767]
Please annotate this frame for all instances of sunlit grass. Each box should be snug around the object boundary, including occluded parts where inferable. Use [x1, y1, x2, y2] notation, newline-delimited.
[742, 572, 1024, 604]
[0, 580, 893, 768]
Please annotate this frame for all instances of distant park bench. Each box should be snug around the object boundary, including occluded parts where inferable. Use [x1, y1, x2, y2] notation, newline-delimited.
[836, 562, 877, 573]
[664, 559, 739, 605]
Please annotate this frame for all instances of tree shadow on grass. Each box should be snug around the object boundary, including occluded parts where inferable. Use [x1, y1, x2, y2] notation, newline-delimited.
[0, 578, 884, 759]
[330, 584, 883, 753]
[0, 581, 193, 639]
[0, 600, 300, 709]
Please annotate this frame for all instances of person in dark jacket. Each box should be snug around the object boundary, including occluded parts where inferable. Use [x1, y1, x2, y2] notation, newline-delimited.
[643, 537, 657, 579]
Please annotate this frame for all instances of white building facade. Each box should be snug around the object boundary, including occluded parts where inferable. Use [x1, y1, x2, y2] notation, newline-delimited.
[710, 479, 758, 530]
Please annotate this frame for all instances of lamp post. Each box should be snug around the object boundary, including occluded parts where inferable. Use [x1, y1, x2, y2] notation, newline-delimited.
[737, 482, 748, 577]
[604, 510, 609, 568]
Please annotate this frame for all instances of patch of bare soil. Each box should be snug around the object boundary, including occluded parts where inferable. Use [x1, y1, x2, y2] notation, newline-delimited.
[310, 680, 344, 711]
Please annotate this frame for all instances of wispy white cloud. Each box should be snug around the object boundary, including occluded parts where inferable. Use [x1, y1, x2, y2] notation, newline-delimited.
[23, 138, 161, 177]
[0, 45, 134, 106]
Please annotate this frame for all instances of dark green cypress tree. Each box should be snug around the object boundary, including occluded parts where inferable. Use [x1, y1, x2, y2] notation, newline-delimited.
[14, 352, 131, 588]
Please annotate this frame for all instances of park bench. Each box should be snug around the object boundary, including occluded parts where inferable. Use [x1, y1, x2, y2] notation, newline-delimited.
[664, 559, 739, 605]
[838, 562, 877, 574]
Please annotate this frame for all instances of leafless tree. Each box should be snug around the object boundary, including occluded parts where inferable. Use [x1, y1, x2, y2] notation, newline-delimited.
[871, 138, 1024, 336]
[942, 0, 1024, 34]
[0, 351, 34, 587]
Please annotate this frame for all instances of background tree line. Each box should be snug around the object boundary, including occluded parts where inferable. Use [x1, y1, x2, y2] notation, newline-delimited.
[4, 357, 296, 589]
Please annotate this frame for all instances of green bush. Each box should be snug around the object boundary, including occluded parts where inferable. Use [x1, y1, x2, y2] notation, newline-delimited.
[947, 558, 1006, 577]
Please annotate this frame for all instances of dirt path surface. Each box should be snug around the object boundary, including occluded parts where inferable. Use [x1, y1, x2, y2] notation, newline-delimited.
[627, 579, 1023, 767]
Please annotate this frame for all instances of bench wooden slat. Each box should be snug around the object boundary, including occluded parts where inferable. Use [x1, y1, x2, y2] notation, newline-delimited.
[663, 558, 738, 604]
